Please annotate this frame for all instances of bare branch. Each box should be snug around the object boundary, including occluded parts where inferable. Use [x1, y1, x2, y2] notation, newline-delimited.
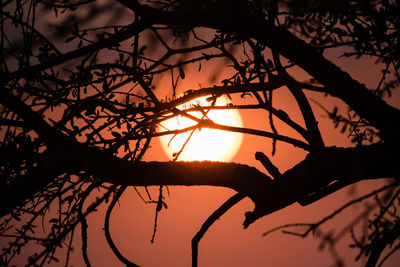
[272, 51, 325, 150]
[104, 186, 140, 267]
[192, 193, 245, 267]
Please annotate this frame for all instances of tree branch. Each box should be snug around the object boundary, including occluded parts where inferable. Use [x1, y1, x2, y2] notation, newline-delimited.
[0, 150, 67, 218]
[0, 89, 54, 140]
[366, 220, 400, 267]
[255, 151, 281, 179]
[244, 143, 400, 227]
[73, 141, 398, 228]
[104, 186, 140, 267]
[1, 134, 398, 231]
[1, 80, 398, 229]
[192, 193, 245, 267]
[119, 1, 400, 141]
[272, 51, 325, 150]
[2, 20, 147, 83]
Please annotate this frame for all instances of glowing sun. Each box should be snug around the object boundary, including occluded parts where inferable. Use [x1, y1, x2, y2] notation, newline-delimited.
[159, 96, 243, 161]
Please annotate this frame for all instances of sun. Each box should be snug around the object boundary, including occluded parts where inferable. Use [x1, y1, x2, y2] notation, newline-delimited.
[159, 96, 243, 161]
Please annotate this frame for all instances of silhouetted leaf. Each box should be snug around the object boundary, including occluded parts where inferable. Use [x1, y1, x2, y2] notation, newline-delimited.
[111, 131, 121, 138]
[179, 67, 185, 79]
[63, 195, 74, 204]
[332, 106, 338, 117]
[65, 36, 76, 43]
[139, 45, 147, 54]
[50, 256, 59, 263]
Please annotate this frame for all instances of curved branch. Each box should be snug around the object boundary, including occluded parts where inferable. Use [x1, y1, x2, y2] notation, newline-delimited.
[104, 186, 140, 267]
[192, 193, 245, 267]
[78, 183, 99, 267]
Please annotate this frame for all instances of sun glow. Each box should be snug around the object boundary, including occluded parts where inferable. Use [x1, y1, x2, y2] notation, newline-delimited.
[159, 96, 243, 161]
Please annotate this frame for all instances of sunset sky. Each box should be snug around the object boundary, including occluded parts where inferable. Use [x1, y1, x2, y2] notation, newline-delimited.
[3, 1, 400, 266]
[54, 51, 400, 266]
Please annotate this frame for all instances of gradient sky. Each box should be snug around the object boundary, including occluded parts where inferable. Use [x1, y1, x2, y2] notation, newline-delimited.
[3, 2, 400, 266]
[54, 49, 400, 267]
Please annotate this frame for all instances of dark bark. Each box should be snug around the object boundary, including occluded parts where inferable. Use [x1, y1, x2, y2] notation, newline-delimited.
[77, 141, 400, 227]
[3, 140, 391, 226]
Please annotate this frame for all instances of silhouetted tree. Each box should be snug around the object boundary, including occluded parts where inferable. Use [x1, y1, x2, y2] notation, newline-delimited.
[1, 0, 400, 266]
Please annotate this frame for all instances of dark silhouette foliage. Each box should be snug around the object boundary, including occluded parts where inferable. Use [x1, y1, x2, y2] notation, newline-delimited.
[1, 0, 400, 266]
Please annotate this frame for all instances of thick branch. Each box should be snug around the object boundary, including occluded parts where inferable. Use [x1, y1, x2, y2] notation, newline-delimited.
[75, 142, 399, 228]
[2, 136, 399, 230]
[0, 82, 398, 225]
[282, 144, 400, 196]
[244, 143, 400, 226]
[81, 151, 271, 200]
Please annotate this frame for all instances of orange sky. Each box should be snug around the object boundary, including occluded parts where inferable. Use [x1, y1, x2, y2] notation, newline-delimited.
[54, 50, 400, 267]
[3, 3, 400, 266]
